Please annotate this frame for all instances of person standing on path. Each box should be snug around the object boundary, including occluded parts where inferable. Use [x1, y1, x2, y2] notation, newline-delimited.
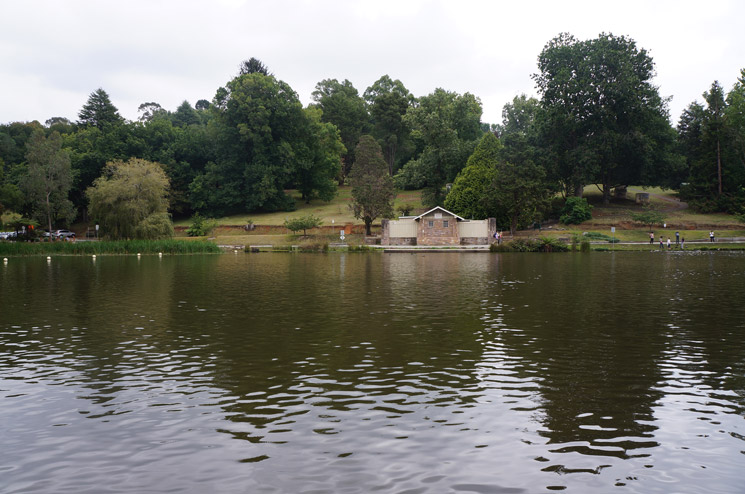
[650, 232, 654, 244]
[681, 237, 685, 249]
[659, 237, 663, 249]
[675, 231, 680, 245]
[710, 231, 715, 242]
[667, 237, 671, 249]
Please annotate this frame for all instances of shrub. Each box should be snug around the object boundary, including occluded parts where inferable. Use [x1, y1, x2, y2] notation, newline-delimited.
[583, 232, 620, 243]
[397, 204, 415, 216]
[490, 238, 568, 253]
[298, 240, 329, 252]
[186, 213, 218, 237]
[537, 236, 569, 252]
[559, 197, 593, 224]
[630, 209, 666, 230]
[571, 234, 580, 251]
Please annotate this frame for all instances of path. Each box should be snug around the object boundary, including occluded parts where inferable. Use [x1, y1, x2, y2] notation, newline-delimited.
[627, 187, 688, 212]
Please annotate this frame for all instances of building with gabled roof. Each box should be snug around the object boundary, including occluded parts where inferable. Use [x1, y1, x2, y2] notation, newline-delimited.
[381, 206, 496, 246]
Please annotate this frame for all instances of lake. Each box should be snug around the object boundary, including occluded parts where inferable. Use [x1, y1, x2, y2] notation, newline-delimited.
[1, 252, 744, 493]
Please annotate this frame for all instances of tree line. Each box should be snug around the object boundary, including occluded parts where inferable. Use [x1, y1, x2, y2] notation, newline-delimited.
[1, 34, 744, 239]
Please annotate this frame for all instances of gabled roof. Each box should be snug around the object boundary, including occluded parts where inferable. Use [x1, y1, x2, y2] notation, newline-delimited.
[413, 206, 465, 221]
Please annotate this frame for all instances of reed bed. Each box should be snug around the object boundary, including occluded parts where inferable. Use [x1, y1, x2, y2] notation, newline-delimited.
[0, 239, 222, 256]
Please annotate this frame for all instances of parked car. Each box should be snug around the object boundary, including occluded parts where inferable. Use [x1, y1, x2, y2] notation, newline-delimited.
[0, 231, 16, 240]
[53, 229, 76, 239]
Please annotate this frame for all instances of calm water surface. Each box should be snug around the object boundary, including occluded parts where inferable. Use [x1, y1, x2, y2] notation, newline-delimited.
[1, 252, 744, 493]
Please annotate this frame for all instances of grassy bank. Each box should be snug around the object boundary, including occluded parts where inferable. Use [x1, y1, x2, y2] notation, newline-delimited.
[0, 239, 222, 256]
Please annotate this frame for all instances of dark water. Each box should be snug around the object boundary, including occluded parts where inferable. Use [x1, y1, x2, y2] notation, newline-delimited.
[1, 252, 744, 493]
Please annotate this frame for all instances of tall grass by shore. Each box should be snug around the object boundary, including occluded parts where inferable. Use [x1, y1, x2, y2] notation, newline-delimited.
[0, 239, 222, 256]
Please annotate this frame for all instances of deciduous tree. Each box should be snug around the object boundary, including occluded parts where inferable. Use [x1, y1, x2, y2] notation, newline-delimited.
[87, 158, 173, 239]
[284, 214, 322, 236]
[397, 88, 483, 206]
[534, 33, 681, 203]
[22, 131, 75, 239]
[311, 78, 369, 178]
[364, 76, 414, 174]
[349, 135, 395, 235]
[294, 107, 343, 203]
[199, 71, 308, 214]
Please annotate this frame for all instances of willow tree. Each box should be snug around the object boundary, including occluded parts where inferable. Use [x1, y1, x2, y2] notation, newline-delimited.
[87, 158, 173, 239]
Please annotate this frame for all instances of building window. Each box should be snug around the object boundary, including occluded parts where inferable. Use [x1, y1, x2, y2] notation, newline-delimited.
[428, 221, 434, 228]
[443, 220, 449, 228]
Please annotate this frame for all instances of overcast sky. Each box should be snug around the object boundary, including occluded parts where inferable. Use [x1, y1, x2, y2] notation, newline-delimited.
[1, 0, 744, 127]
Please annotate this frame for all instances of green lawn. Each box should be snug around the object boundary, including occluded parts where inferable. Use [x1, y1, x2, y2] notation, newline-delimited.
[174, 187, 425, 227]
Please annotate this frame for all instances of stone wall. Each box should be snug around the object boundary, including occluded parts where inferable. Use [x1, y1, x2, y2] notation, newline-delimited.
[381, 219, 390, 245]
[417, 215, 460, 246]
[460, 237, 490, 245]
[387, 237, 417, 246]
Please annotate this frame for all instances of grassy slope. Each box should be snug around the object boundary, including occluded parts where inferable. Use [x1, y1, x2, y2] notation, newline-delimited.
[167, 185, 744, 247]
[173, 187, 425, 228]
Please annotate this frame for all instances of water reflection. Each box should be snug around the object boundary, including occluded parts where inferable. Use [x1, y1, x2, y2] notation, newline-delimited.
[1, 252, 744, 493]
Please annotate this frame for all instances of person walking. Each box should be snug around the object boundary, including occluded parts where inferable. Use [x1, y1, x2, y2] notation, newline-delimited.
[667, 237, 671, 250]
[710, 231, 715, 242]
[659, 237, 663, 249]
[675, 231, 680, 245]
[681, 237, 685, 249]
[650, 232, 654, 244]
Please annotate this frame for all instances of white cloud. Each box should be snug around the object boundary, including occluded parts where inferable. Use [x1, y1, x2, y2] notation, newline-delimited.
[1, 0, 744, 126]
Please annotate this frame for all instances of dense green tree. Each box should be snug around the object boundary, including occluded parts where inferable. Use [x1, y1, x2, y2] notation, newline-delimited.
[65, 122, 136, 213]
[497, 94, 540, 137]
[0, 159, 24, 215]
[364, 75, 414, 174]
[21, 131, 75, 237]
[349, 135, 395, 235]
[195, 71, 310, 215]
[492, 158, 552, 234]
[534, 33, 681, 202]
[78, 88, 123, 129]
[396, 88, 483, 206]
[294, 107, 344, 203]
[311, 78, 369, 177]
[726, 70, 745, 171]
[444, 132, 502, 219]
[87, 158, 173, 239]
[679, 77, 745, 212]
[0, 121, 43, 167]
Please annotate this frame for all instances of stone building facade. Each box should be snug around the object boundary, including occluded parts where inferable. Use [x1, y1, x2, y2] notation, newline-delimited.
[381, 206, 496, 246]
